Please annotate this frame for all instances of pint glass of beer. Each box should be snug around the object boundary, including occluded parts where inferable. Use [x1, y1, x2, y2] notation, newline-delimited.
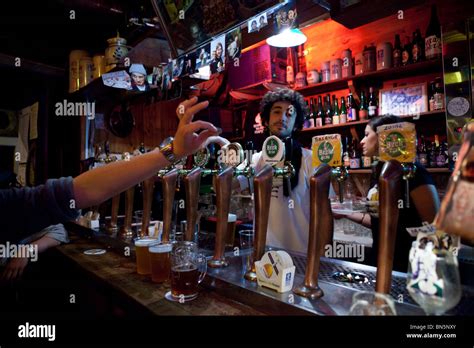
[170, 241, 207, 302]
[134, 237, 159, 275]
[149, 243, 172, 283]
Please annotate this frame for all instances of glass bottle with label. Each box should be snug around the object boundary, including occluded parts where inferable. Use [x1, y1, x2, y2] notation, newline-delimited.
[418, 135, 428, 167]
[316, 95, 324, 127]
[308, 98, 315, 128]
[393, 34, 402, 68]
[332, 95, 340, 125]
[286, 47, 295, 88]
[416, 28, 425, 61]
[359, 90, 368, 120]
[324, 94, 333, 125]
[343, 137, 350, 167]
[425, 4, 442, 60]
[303, 100, 311, 129]
[429, 136, 440, 168]
[368, 87, 378, 118]
[433, 77, 445, 110]
[347, 93, 357, 122]
[411, 31, 421, 63]
[339, 96, 347, 124]
[402, 36, 412, 66]
[349, 139, 361, 169]
[436, 141, 448, 168]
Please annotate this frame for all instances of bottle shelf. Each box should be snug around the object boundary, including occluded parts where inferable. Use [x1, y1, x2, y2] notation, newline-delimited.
[294, 59, 443, 97]
[300, 110, 445, 133]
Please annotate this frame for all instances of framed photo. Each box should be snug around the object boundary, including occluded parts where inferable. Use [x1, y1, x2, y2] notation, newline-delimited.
[379, 83, 428, 116]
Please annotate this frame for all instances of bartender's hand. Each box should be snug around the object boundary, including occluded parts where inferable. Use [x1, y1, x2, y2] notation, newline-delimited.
[173, 97, 219, 158]
[1, 257, 29, 281]
[200, 135, 230, 150]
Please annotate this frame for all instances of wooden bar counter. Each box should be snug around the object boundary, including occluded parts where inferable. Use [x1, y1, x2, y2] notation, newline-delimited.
[54, 225, 265, 316]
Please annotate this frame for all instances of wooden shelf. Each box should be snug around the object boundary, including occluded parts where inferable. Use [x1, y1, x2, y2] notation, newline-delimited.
[231, 59, 442, 104]
[295, 59, 442, 97]
[300, 110, 446, 134]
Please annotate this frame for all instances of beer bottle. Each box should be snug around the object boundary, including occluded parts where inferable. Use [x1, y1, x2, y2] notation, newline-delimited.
[411, 31, 421, 63]
[347, 92, 357, 122]
[368, 87, 378, 118]
[303, 100, 311, 129]
[332, 95, 340, 125]
[339, 96, 347, 124]
[418, 135, 428, 167]
[349, 139, 361, 169]
[429, 136, 440, 168]
[343, 136, 350, 167]
[425, 4, 441, 60]
[359, 90, 368, 120]
[316, 95, 324, 127]
[308, 98, 315, 128]
[324, 94, 333, 125]
[416, 28, 425, 61]
[402, 36, 412, 66]
[393, 34, 402, 67]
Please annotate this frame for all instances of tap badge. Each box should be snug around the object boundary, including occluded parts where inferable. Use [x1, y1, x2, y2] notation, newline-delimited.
[266, 138, 279, 158]
[377, 122, 416, 163]
[317, 141, 334, 163]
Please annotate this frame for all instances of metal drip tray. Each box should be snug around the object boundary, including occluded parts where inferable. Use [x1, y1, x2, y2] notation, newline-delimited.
[292, 255, 417, 306]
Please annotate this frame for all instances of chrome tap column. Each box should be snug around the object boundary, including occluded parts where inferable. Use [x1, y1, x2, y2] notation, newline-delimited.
[293, 164, 333, 299]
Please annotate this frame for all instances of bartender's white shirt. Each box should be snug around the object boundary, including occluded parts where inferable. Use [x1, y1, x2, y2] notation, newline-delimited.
[237, 148, 316, 255]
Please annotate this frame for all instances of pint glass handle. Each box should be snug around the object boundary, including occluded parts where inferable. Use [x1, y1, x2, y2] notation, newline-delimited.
[197, 253, 207, 284]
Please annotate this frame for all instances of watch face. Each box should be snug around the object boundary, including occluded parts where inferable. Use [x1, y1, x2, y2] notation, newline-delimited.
[159, 136, 174, 148]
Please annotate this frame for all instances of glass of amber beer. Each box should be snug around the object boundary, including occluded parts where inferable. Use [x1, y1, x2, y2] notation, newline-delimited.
[134, 237, 159, 275]
[169, 241, 207, 302]
[149, 243, 172, 283]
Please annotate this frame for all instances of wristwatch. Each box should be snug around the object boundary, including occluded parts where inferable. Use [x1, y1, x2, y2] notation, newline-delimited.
[159, 136, 180, 164]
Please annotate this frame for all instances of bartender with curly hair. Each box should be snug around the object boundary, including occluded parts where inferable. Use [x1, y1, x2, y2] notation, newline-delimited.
[235, 88, 333, 254]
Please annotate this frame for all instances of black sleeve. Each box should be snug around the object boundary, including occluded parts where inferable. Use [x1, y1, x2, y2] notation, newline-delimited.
[0, 177, 80, 243]
[410, 162, 435, 191]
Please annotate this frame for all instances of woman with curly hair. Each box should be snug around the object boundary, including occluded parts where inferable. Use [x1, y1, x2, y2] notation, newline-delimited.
[235, 88, 331, 254]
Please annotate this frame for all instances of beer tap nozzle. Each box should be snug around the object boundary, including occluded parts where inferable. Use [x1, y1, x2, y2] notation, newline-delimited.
[331, 166, 349, 203]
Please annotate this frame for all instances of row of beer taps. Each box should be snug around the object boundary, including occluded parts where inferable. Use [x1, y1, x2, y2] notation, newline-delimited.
[93, 138, 409, 300]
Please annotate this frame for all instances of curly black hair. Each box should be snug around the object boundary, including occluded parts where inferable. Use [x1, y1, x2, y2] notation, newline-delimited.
[259, 88, 308, 132]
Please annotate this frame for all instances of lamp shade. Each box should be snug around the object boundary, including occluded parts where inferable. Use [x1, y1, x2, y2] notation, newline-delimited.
[266, 28, 307, 47]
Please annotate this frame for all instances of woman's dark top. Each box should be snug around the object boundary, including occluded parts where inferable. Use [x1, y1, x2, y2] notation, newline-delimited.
[367, 161, 435, 272]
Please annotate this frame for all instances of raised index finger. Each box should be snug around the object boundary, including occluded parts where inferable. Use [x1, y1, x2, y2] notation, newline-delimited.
[177, 97, 198, 120]
[181, 100, 210, 124]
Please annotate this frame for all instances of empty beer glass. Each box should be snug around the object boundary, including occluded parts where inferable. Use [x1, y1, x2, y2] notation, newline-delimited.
[134, 237, 159, 275]
[168, 241, 207, 302]
[149, 243, 172, 283]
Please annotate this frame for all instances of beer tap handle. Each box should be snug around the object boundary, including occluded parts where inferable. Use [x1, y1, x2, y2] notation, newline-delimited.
[245, 165, 273, 281]
[294, 164, 333, 299]
[208, 167, 233, 268]
[376, 160, 403, 294]
[107, 193, 120, 233]
[141, 177, 155, 238]
[120, 185, 135, 238]
[161, 168, 178, 243]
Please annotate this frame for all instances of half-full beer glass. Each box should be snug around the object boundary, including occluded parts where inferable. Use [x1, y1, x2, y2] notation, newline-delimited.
[149, 243, 172, 283]
[134, 237, 159, 275]
[169, 241, 207, 302]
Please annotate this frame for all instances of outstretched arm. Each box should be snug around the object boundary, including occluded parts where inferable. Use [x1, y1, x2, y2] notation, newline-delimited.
[73, 97, 218, 209]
